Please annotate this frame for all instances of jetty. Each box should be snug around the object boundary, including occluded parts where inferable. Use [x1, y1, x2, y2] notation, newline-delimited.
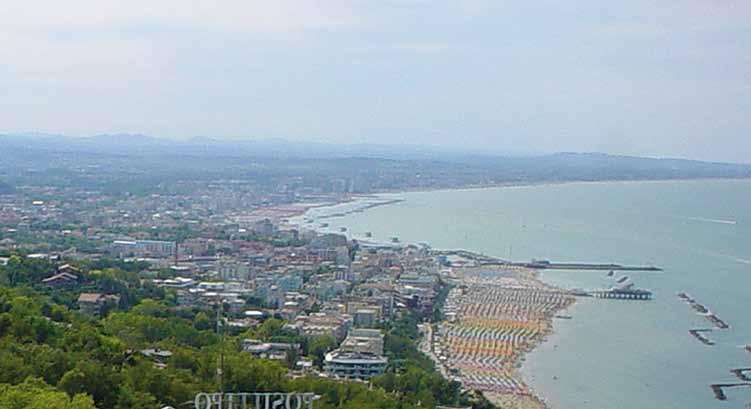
[731, 368, 751, 382]
[571, 281, 653, 301]
[430, 251, 663, 272]
[678, 293, 731, 329]
[710, 383, 751, 401]
[317, 199, 404, 220]
[588, 288, 653, 300]
[689, 329, 715, 346]
[433, 249, 506, 265]
[706, 314, 730, 329]
[522, 260, 661, 272]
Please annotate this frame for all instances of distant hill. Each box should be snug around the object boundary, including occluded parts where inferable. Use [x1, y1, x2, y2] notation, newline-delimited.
[465, 152, 751, 181]
[0, 179, 13, 194]
[1, 133, 750, 193]
[0, 133, 500, 160]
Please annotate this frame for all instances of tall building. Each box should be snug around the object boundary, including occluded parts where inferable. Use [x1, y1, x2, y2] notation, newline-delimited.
[324, 329, 387, 380]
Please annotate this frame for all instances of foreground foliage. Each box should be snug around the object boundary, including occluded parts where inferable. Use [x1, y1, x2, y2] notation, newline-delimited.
[0, 256, 492, 408]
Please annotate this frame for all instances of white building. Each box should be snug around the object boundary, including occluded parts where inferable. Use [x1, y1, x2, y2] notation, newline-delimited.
[324, 329, 387, 380]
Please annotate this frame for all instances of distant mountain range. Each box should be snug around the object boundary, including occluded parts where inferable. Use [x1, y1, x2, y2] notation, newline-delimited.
[0, 133, 482, 160]
[2, 133, 750, 193]
[0, 132, 747, 163]
[0, 179, 12, 194]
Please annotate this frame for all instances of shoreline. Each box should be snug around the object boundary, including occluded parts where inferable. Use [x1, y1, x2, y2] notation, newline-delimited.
[289, 198, 581, 409]
[436, 265, 574, 409]
[368, 176, 751, 196]
[289, 181, 751, 409]
[264, 177, 751, 228]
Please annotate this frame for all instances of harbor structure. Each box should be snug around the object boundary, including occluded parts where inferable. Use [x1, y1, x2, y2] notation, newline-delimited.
[589, 288, 653, 300]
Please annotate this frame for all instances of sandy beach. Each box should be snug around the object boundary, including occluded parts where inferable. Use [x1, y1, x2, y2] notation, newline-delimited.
[436, 265, 575, 409]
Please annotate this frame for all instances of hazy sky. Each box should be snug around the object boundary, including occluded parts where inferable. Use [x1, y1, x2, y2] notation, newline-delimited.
[1, 1, 750, 162]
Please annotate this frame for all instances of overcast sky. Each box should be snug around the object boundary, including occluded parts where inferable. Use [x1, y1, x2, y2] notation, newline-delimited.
[1, 1, 750, 162]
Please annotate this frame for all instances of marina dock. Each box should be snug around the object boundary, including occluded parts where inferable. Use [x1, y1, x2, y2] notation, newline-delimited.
[568, 286, 653, 300]
[588, 288, 653, 300]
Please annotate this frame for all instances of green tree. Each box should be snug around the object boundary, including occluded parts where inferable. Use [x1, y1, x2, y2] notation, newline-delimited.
[194, 311, 212, 331]
[255, 318, 285, 341]
[24, 344, 72, 386]
[0, 377, 95, 409]
[114, 387, 158, 409]
[58, 361, 121, 408]
[131, 299, 170, 318]
[121, 360, 170, 404]
[0, 350, 30, 385]
[307, 335, 336, 367]
[223, 353, 287, 392]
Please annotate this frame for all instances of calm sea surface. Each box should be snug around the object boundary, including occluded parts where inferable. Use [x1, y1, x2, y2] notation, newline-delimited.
[294, 179, 751, 409]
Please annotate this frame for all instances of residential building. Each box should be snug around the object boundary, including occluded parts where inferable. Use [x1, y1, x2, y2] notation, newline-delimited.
[77, 293, 120, 316]
[242, 339, 300, 361]
[324, 329, 387, 380]
[42, 272, 79, 287]
[111, 239, 176, 258]
[293, 312, 352, 341]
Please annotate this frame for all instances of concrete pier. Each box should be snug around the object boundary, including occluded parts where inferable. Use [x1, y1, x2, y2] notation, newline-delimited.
[731, 368, 751, 382]
[689, 329, 714, 346]
[588, 289, 653, 300]
[710, 383, 751, 401]
[521, 261, 662, 271]
[678, 293, 731, 329]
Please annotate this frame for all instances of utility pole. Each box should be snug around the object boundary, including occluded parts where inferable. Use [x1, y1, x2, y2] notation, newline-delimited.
[174, 240, 179, 267]
[216, 303, 225, 395]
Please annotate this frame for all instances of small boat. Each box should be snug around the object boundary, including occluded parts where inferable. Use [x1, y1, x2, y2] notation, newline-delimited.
[364, 232, 372, 238]
[340, 227, 347, 232]
[616, 276, 629, 284]
[606, 270, 614, 277]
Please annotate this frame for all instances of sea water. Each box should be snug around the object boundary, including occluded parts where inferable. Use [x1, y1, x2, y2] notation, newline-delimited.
[294, 179, 751, 409]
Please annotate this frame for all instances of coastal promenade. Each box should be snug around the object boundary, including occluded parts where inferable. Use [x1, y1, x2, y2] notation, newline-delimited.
[435, 265, 575, 409]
